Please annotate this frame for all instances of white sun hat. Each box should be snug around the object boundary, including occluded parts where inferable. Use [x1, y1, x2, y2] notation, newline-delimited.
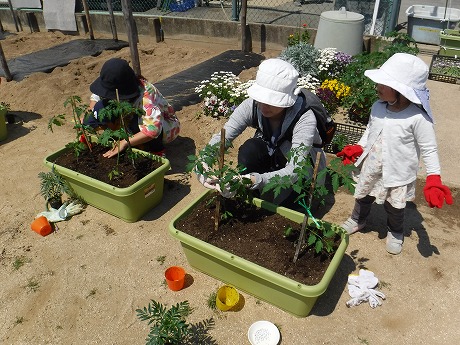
[247, 58, 300, 108]
[364, 53, 433, 121]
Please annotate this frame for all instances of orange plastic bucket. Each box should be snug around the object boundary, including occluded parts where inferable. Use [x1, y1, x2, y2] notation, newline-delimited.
[31, 216, 52, 236]
[164, 266, 186, 291]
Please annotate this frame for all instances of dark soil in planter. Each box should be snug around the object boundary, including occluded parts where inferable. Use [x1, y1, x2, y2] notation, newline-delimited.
[53, 145, 163, 188]
[175, 195, 341, 286]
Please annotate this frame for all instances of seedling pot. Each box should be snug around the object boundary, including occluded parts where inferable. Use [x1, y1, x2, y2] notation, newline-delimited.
[165, 266, 186, 291]
[169, 190, 349, 317]
[31, 216, 52, 236]
[216, 285, 239, 311]
[43, 146, 170, 222]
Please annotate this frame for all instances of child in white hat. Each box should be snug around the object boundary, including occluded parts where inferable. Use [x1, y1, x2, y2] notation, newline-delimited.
[197, 58, 326, 205]
[337, 53, 453, 255]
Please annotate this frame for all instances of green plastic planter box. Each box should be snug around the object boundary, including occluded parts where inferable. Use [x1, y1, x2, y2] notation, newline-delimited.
[44, 147, 170, 222]
[440, 29, 460, 57]
[169, 190, 349, 317]
[0, 108, 7, 142]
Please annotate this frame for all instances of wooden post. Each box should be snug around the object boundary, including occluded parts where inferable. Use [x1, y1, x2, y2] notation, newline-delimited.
[81, 0, 94, 39]
[0, 42, 12, 82]
[7, 0, 20, 32]
[214, 128, 226, 231]
[240, 0, 249, 52]
[106, 0, 118, 41]
[121, 0, 141, 77]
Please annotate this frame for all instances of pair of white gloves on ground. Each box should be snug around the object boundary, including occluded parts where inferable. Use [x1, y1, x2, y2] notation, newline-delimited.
[346, 269, 386, 308]
[196, 163, 251, 198]
[36, 201, 85, 223]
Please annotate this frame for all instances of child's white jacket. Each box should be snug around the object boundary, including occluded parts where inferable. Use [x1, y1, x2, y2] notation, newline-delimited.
[355, 101, 441, 188]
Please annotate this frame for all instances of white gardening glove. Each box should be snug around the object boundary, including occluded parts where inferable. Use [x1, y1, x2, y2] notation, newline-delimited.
[37, 201, 84, 223]
[216, 174, 252, 198]
[346, 269, 385, 308]
[195, 162, 219, 190]
[367, 288, 386, 308]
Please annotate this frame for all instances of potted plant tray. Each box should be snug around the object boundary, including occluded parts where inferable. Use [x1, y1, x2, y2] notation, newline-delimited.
[44, 146, 170, 222]
[439, 29, 460, 57]
[169, 190, 349, 317]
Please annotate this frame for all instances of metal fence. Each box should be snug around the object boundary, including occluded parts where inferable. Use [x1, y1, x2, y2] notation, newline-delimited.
[83, 0, 397, 35]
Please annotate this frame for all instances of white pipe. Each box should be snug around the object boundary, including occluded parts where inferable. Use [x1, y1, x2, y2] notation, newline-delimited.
[369, 0, 381, 35]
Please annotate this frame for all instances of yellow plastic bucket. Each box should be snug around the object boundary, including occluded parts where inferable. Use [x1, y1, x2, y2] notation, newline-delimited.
[216, 285, 239, 311]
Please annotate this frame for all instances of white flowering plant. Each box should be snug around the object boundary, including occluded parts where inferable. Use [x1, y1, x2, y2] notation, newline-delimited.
[194, 71, 254, 118]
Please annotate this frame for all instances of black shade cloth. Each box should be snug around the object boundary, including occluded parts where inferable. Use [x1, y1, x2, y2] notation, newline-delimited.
[155, 50, 265, 111]
[0, 39, 129, 81]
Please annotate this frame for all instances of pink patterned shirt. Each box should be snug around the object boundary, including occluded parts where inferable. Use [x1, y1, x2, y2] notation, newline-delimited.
[137, 78, 180, 143]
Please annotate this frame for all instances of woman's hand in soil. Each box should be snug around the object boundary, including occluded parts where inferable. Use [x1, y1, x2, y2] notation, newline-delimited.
[103, 140, 128, 158]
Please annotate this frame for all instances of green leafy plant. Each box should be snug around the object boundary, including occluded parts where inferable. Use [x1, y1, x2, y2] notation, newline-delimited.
[287, 23, 310, 46]
[263, 144, 356, 254]
[186, 142, 253, 230]
[186, 143, 253, 204]
[95, 99, 145, 180]
[48, 96, 94, 158]
[38, 168, 77, 208]
[331, 133, 349, 153]
[136, 300, 216, 345]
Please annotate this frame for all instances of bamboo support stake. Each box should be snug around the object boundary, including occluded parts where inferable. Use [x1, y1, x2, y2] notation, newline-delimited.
[293, 151, 322, 263]
[214, 128, 226, 232]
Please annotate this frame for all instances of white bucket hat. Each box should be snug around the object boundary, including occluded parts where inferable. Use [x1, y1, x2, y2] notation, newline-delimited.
[247, 58, 300, 108]
[364, 53, 433, 121]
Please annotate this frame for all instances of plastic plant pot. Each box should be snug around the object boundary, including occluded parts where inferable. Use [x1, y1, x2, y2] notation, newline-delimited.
[216, 285, 239, 311]
[30, 216, 53, 236]
[164, 266, 186, 291]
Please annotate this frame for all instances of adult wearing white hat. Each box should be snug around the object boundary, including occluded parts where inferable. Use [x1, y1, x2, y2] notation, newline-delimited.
[198, 58, 326, 205]
[337, 53, 453, 255]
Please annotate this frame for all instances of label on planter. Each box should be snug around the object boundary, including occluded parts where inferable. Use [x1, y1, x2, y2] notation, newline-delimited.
[144, 183, 156, 198]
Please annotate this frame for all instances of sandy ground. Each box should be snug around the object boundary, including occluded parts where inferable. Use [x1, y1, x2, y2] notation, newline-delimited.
[1, 31, 460, 345]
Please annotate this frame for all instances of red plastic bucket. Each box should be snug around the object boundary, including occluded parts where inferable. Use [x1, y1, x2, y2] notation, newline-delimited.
[164, 266, 186, 291]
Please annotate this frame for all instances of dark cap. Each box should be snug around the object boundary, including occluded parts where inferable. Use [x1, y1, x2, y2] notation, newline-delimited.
[90, 58, 140, 100]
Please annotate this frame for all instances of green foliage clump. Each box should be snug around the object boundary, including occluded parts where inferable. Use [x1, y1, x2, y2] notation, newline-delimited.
[279, 42, 320, 77]
[263, 144, 356, 254]
[186, 143, 253, 204]
[38, 168, 78, 206]
[287, 24, 310, 46]
[136, 300, 216, 345]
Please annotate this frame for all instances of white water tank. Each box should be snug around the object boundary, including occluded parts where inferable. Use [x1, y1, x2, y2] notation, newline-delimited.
[314, 8, 365, 56]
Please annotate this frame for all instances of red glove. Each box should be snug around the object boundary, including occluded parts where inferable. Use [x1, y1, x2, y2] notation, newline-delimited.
[423, 175, 453, 208]
[336, 145, 363, 165]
